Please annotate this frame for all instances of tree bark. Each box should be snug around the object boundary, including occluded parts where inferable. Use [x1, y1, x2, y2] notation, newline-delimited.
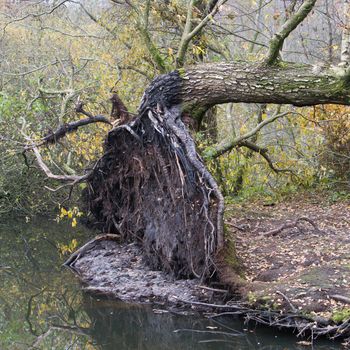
[140, 63, 350, 118]
[340, 0, 350, 68]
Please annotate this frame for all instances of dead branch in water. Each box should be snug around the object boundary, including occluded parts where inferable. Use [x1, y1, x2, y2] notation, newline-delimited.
[178, 298, 350, 342]
[63, 233, 121, 267]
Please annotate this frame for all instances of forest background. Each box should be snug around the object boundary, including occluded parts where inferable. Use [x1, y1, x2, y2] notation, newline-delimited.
[0, 0, 349, 220]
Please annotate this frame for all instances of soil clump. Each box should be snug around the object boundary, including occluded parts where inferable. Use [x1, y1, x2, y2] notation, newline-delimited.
[68, 238, 229, 307]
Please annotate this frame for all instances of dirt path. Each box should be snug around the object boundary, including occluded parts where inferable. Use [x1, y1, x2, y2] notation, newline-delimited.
[226, 194, 350, 326]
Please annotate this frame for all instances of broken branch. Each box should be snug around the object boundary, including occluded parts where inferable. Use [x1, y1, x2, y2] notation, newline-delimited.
[211, 110, 294, 159]
[238, 140, 294, 175]
[265, 0, 317, 65]
[260, 217, 322, 237]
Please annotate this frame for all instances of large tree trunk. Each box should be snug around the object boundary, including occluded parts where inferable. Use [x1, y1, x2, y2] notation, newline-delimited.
[140, 63, 350, 115]
[86, 61, 350, 280]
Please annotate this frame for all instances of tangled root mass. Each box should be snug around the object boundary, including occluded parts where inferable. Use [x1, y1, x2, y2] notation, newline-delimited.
[87, 83, 223, 279]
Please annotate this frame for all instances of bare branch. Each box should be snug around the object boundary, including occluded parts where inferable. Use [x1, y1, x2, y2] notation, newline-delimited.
[118, 65, 153, 81]
[21, 102, 112, 186]
[211, 110, 295, 158]
[260, 217, 322, 237]
[25, 101, 111, 146]
[69, 0, 115, 36]
[1, 60, 60, 77]
[238, 140, 293, 174]
[265, 0, 317, 65]
[176, 0, 228, 68]
[2, 0, 70, 33]
[30, 144, 88, 183]
[42, 116, 112, 145]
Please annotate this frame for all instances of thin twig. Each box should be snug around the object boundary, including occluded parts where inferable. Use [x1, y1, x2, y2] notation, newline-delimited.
[276, 291, 298, 313]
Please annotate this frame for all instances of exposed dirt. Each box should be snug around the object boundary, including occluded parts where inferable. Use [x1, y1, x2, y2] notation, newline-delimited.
[225, 193, 350, 322]
[69, 239, 228, 307]
[67, 192, 350, 342]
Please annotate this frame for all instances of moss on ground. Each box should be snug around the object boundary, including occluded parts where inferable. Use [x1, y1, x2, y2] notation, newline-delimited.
[332, 308, 350, 323]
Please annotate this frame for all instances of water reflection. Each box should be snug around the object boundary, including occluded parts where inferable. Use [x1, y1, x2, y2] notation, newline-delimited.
[0, 217, 343, 349]
[84, 297, 341, 350]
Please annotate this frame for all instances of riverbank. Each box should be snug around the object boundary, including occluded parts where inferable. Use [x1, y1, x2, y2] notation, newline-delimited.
[65, 237, 226, 307]
[66, 192, 350, 345]
[225, 192, 350, 345]
[3, 217, 343, 349]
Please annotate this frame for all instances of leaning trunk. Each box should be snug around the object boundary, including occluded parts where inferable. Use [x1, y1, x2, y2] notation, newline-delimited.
[85, 61, 350, 279]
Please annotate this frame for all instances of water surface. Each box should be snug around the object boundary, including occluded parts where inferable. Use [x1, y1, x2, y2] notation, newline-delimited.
[0, 217, 343, 349]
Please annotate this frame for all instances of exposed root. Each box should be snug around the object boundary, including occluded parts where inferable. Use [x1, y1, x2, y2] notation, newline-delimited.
[85, 104, 224, 279]
[330, 295, 350, 305]
[164, 106, 224, 251]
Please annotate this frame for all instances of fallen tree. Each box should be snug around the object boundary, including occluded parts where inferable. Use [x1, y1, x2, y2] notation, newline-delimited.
[24, 60, 350, 280]
[82, 61, 350, 279]
[25, 0, 350, 281]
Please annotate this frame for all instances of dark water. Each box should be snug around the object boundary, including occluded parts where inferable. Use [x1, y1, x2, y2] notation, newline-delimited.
[0, 217, 343, 349]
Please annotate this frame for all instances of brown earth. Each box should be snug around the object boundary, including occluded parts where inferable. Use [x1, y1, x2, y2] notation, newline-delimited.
[67, 192, 350, 343]
[225, 192, 350, 324]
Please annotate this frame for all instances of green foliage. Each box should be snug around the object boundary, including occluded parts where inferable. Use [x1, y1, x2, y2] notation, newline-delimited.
[315, 105, 350, 182]
[1, 0, 349, 218]
[197, 103, 350, 203]
[331, 308, 350, 323]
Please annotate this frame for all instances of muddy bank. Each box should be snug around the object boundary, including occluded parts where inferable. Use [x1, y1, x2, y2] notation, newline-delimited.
[66, 237, 229, 307]
[66, 193, 350, 344]
[225, 194, 350, 344]
[228, 196, 350, 314]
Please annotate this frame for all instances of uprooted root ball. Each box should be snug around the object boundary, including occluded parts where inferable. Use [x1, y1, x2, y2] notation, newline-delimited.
[86, 106, 223, 279]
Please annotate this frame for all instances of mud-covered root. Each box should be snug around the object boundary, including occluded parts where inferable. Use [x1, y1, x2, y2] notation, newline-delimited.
[86, 105, 224, 279]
